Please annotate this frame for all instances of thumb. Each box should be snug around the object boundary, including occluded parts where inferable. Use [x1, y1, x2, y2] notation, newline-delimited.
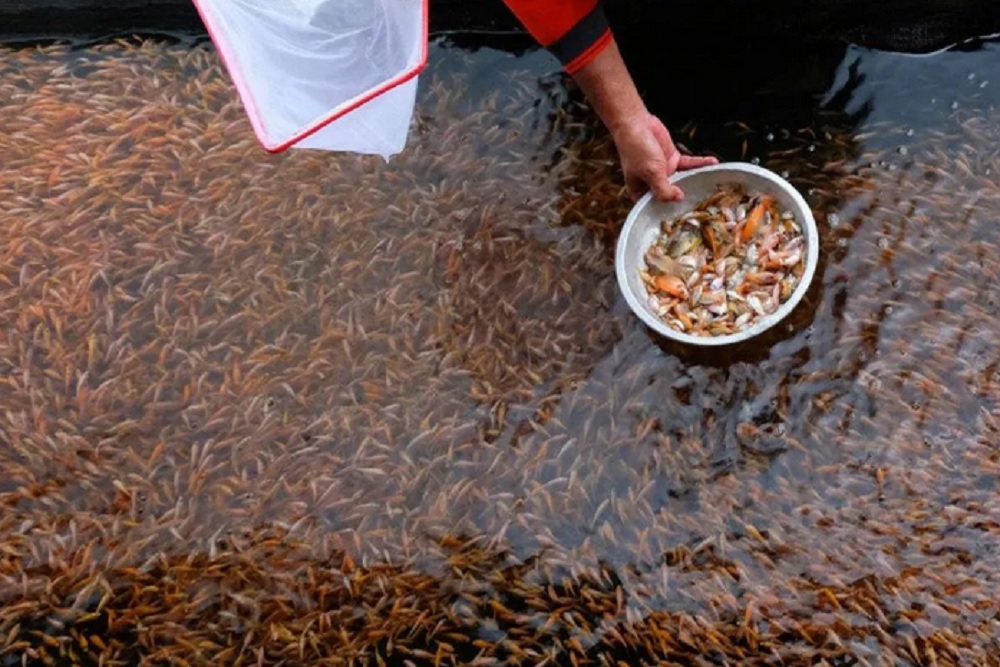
[678, 154, 720, 170]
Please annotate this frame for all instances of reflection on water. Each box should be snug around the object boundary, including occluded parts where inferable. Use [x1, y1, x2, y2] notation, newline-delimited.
[2, 25, 1000, 665]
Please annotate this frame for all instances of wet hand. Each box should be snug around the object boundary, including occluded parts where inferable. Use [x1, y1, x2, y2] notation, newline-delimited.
[611, 112, 718, 202]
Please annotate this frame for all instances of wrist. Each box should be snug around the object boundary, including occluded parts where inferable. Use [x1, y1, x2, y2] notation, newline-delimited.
[608, 109, 649, 140]
[569, 39, 648, 137]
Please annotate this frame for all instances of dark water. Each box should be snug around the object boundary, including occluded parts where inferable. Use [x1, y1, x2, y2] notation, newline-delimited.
[2, 25, 1000, 666]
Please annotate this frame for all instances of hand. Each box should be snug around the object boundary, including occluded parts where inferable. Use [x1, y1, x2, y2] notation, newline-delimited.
[565, 38, 718, 202]
[611, 112, 718, 202]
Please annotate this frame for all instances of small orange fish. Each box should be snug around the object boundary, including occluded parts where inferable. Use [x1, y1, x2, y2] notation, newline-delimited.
[739, 195, 775, 244]
[654, 274, 688, 298]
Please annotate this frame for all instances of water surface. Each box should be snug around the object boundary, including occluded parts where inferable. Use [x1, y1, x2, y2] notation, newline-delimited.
[1, 29, 1000, 666]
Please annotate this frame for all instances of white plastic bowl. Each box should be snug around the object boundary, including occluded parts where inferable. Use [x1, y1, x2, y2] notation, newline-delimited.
[615, 162, 819, 346]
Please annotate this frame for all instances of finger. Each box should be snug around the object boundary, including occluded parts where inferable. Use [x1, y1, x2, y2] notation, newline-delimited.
[643, 172, 684, 202]
[625, 175, 648, 202]
[677, 155, 719, 170]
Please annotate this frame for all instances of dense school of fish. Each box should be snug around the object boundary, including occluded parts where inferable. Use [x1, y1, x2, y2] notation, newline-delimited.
[1, 33, 1000, 666]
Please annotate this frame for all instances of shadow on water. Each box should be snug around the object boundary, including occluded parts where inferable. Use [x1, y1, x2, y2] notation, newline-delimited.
[424, 0, 1000, 619]
[551, 0, 1000, 367]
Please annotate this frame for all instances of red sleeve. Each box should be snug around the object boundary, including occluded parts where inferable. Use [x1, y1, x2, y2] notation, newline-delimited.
[500, 0, 613, 74]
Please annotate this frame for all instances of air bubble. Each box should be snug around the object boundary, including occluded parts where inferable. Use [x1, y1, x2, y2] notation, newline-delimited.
[765, 132, 775, 142]
[837, 238, 847, 247]
[751, 156, 761, 165]
[780, 170, 790, 179]
[807, 144, 816, 153]
[905, 128, 915, 137]
[951, 100, 959, 110]
[878, 237, 890, 249]
[897, 146, 908, 155]
[981, 80, 990, 89]
[828, 213, 840, 226]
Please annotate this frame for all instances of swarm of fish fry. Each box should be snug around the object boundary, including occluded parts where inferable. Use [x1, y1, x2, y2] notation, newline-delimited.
[639, 183, 807, 336]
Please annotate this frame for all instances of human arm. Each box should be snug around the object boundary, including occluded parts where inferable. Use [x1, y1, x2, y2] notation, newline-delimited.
[499, 0, 718, 201]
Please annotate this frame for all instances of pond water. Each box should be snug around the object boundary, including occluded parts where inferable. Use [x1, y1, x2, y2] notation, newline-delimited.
[2, 26, 1000, 666]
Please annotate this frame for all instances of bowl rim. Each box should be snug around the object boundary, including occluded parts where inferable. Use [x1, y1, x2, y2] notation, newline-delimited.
[614, 161, 819, 346]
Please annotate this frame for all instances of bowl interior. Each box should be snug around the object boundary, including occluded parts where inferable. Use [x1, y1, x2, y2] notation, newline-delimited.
[615, 163, 819, 346]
